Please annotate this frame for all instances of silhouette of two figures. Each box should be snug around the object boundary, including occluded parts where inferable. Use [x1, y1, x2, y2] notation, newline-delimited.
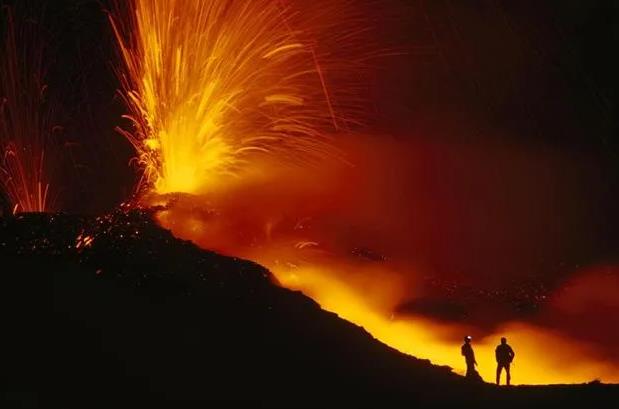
[461, 336, 515, 385]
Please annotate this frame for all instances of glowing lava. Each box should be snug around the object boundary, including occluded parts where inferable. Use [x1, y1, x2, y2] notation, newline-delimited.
[110, 0, 371, 194]
[0, 9, 57, 213]
[154, 190, 619, 385]
[112, 0, 619, 386]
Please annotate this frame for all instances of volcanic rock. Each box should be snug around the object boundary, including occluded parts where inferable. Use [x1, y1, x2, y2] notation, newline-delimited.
[0, 209, 617, 408]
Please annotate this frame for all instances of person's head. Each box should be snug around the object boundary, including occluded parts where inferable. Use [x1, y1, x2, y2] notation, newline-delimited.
[501, 337, 507, 344]
[464, 335, 472, 343]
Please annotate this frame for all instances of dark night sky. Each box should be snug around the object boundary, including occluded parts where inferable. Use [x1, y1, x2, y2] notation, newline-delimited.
[362, 0, 619, 277]
[2, 0, 619, 273]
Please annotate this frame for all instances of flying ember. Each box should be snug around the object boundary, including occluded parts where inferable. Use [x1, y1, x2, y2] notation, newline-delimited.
[110, 0, 370, 195]
[0, 8, 57, 214]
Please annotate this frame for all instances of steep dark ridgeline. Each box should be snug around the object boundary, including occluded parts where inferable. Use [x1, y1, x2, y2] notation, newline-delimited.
[0, 210, 617, 408]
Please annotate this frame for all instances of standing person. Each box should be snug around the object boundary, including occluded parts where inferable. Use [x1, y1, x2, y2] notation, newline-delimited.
[495, 337, 515, 385]
[461, 335, 479, 380]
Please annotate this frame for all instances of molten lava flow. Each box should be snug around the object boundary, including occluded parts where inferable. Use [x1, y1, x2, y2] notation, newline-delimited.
[150, 139, 619, 385]
[110, 0, 371, 195]
[269, 266, 619, 385]
[155, 190, 619, 385]
[0, 9, 56, 213]
[113, 0, 619, 386]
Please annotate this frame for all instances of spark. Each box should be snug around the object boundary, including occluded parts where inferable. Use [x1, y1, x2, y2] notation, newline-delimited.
[110, 0, 370, 195]
[0, 7, 57, 213]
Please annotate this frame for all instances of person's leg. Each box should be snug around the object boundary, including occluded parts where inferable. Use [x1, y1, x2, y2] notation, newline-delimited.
[496, 364, 502, 384]
[505, 364, 511, 386]
[467, 362, 476, 378]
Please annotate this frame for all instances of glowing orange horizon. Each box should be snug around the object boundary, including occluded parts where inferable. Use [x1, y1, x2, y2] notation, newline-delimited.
[156, 200, 619, 385]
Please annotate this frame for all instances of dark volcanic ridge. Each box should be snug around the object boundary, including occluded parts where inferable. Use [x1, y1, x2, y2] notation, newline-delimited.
[0, 208, 617, 408]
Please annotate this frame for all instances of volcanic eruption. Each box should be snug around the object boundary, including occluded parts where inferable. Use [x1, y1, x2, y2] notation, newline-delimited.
[108, 0, 377, 195]
[0, 7, 59, 214]
[107, 0, 619, 385]
[1, 2, 618, 406]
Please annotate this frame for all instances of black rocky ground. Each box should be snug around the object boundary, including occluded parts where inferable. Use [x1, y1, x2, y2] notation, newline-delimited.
[0, 209, 617, 408]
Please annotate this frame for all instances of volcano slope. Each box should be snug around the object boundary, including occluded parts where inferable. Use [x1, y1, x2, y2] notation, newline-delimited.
[0, 209, 617, 408]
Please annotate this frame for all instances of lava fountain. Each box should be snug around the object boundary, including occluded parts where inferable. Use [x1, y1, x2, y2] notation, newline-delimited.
[111, 0, 619, 385]
[109, 0, 373, 195]
[0, 8, 58, 214]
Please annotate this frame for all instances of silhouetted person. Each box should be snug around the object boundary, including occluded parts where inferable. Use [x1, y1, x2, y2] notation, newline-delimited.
[495, 337, 515, 385]
[461, 335, 479, 380]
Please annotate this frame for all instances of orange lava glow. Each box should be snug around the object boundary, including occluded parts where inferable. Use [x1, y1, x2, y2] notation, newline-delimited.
[153, 188, 619, 385]
[112, 0, 619, 386]
[270, 266, 619, 385]
[0, 9, 56, 213]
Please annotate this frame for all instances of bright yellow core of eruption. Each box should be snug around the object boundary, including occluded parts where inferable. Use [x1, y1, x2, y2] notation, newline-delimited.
[112, 0, 338, 194]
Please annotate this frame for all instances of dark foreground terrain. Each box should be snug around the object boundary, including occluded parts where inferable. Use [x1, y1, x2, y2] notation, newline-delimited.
[0, 209, 617, 408]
